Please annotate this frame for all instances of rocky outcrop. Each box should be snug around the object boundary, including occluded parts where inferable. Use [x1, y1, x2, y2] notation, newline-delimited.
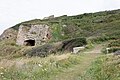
[0, 28, 18, 41]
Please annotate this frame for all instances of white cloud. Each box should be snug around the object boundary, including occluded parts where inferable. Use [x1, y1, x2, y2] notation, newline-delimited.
[0, 0, 120, 34]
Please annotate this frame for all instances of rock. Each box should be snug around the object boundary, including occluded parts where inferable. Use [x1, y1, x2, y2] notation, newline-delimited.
[113, 50, 120, 55]
[106, 48, 110, 54]
[73, 46, 85, 54]
[0, 28, 18, 41]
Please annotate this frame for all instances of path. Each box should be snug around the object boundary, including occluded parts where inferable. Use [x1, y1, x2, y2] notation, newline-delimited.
[84, 43, 103, 54]
[50, 43, 104, 80]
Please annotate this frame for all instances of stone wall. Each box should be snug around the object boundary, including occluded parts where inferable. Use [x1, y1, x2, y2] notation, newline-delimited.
[16, 24, 51, 46]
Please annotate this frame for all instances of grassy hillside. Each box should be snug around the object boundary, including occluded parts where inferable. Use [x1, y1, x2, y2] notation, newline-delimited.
[11, 9, 120, 42]
[0, 9, 120, 80]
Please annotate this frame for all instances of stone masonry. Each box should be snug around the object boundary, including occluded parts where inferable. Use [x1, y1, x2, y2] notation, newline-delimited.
[16, 24, 51, 46]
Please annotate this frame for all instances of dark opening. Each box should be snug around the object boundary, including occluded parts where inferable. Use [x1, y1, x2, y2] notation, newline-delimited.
[46, 33, 51, 39]
[46, 34, 49, 37]
[24, 40, 35, 46]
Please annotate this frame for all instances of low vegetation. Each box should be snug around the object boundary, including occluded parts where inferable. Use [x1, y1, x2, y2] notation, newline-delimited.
[25, 37, 87, 57]
[108, 40, 120, 47]
[0, 9, 120, 80]
[82, 55, 120, 80]
[102, 40, 120, 54]
[0, 53, 83, 80]
[10, 9, 120, 42]
[0, 40, 23, 59]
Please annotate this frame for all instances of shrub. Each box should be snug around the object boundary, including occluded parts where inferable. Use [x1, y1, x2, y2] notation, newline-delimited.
[108, 40, 120, 47]
[61, 37, 87, 51]
[25, 44, 56, 57]
[25, 38, 87, 57]
[102, 40, 120, 54]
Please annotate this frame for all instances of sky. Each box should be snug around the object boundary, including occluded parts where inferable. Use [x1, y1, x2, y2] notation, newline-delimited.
[0, 0, 120, 35]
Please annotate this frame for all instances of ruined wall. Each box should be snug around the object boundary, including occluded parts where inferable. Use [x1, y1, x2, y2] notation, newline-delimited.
[16, 24, 51, 46]
[43, 15, 54, 19]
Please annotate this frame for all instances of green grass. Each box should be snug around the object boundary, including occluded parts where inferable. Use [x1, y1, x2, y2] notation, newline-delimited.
[0, 40, 28, 59]
[82, 55, 120, 80]
[0, 43, 101, 80]
[0, 54, 83, 80]
[0, 42, 119, 80]
[0, 9, 120, 80]
[0, 40, 21, 57]
[8, 9, 120, 42]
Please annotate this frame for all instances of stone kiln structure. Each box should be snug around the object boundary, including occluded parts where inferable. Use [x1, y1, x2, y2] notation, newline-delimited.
[16, 24, 51, 46]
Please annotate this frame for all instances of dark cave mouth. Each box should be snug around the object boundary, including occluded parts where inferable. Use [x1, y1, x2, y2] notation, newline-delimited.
[24, 40, 35, 46]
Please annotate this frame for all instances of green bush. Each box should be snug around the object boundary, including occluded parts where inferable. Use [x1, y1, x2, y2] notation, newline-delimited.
[25, 44, 55, 57]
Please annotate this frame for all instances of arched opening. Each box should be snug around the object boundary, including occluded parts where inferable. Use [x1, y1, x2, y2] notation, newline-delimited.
[24, 40, 35, 46]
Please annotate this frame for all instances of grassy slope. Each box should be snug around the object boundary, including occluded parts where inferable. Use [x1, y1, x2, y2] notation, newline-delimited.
[11, 9, 120, 42]
[0, 43, 103, 80]
[0, 41, 119, 80]
[83, 55, 120, 80]
[50, 53, 100, 80]
[0, 9, 120, 80]
[49, 43, 104, 80]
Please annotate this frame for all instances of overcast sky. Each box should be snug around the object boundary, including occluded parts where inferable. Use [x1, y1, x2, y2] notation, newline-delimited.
[0, 0, 120, 34]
